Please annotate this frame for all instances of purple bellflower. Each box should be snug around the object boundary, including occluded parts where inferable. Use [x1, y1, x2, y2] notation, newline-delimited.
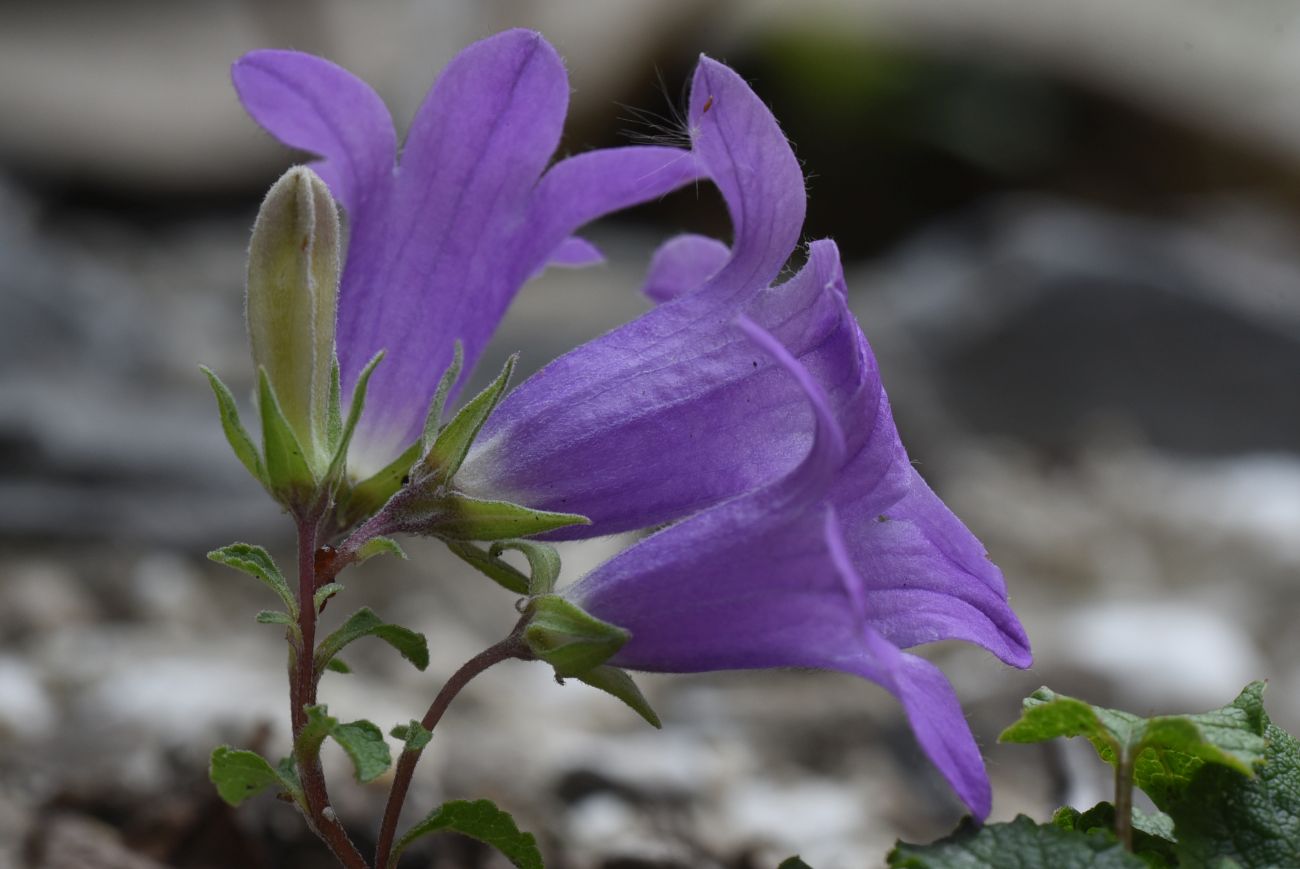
[558, 315, 1029, 820]
[232, 30, 703, 479]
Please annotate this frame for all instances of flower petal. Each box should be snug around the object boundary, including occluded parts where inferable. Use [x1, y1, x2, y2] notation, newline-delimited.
[523, 146, 704, 270]
[337, 29, 571, 470]
[643, 234, 730, 304]
[457, 240, 861, 536]
[688, 57, 806, 302]
[832, 462, 1032, 667]
[547, 236, 605, 269]
[232, 50, 396, 216]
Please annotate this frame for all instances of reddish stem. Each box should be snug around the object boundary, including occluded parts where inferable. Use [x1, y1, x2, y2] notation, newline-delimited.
[373, 629, 530, 869]
[292, 511, 371, 869]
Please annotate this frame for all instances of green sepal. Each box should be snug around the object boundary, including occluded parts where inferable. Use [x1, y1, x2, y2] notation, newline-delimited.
[336, 439, 422, 530]
[422, 341, 464, 451]
[778, 859, 815, 869]
[489, 540, 561, 596]
[422, 494, 589, 541]
[356, 536, 406, 564]
[388, 798, 542, 869]
[524, 595, 628, 678]
[1000, 683, 1269, 803]
[314, 607, 429, 678]
[445, 541, 530, 595]
[420, 354, 516, 484]
[200, 366, 266, 486]
[258, 367, 317, 505]
[255, 609, 295, 626]
[297, 705, 391, 783]
[209, 746, 302, 807]
[313, 582, 344, 613]
[888, 815, 1147, 868]
[391, 720, 433, 753]
[208, 543, 296, 615]
[323, 350, 384, 489]
[575, 665, 661, 728]
[326, 356, 343, 455]
[324, 658, 351, 674]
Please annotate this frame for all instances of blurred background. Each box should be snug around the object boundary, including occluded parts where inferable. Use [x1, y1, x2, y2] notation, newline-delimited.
[3, 1, 1299, 866]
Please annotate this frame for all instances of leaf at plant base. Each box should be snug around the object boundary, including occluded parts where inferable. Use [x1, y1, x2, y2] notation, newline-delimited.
[1159, 686, 1300, 867]
[313, 607, 429, 676]
[1051, 803, 1177, 868]
[999, 684, 1269, 802]
[489, 540, 561, 596]
[778, 858, 814, 869]
[200, 366, 266, 486]
[331, 719, 391, 783]
[208, 543, 296, 614]
[390, 798, 541, 869]
[391, 720, 433, 753]
[420, 355, 516, 484]
[524, 595, 628, 678]
[296, 706, 392, 783]
[888, 815, 1147, 868]
[574, 666, 661, 729]
[258, 367, 318, 501]
[356, 536, 406, 564]
[210, 746, 300, 806]
[422, 340, 464, 451]
[445, 540, 530, 595]
[323, 350, 384, 487]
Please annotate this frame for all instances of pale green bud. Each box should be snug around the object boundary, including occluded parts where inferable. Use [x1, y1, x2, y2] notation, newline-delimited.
[245, 166, 340, 473]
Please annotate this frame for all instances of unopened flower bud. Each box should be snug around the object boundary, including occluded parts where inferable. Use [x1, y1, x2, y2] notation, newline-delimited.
[245, 166, 340, 472]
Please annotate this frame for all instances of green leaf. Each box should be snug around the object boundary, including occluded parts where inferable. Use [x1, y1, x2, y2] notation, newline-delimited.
[255, 609, 295, 626]
[489, 540, 561, 596]
[778, 859, 815, 869]
[574, 666, 661, 728]
[209, 746, 300, 806]
[331, 719, 391, 783]
[445, 540, 530, 595]
[324, 657, 351, 674]
[888, 815, 1147, 868]
[999, 684, 1269, 801]
[524, 595, 628, 678]
[258, 367, 317, 503]
[422, 341, 464, 451]
[389, 798, 542, 869]
[297, 706, 392, 783]
[356, 536, 406, 564]
[391, 720, 433, 753]
[1051, 803, 1177, 868]
[429, 494, 589, 541]
[324, 350, 384, 487]
[314, 607, 429, 676]
[313, 582, 344, 613]
[337, 439, 421, 530]
[200, 366, 265, 486]
[208, 543, 296, 614]
[1159, 685, 1300, 867]
[421, 354, 516, 484]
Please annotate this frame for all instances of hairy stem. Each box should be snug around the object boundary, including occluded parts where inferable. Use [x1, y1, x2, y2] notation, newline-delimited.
[373, 626, 531, 869]
[293, 511, 371, 869]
